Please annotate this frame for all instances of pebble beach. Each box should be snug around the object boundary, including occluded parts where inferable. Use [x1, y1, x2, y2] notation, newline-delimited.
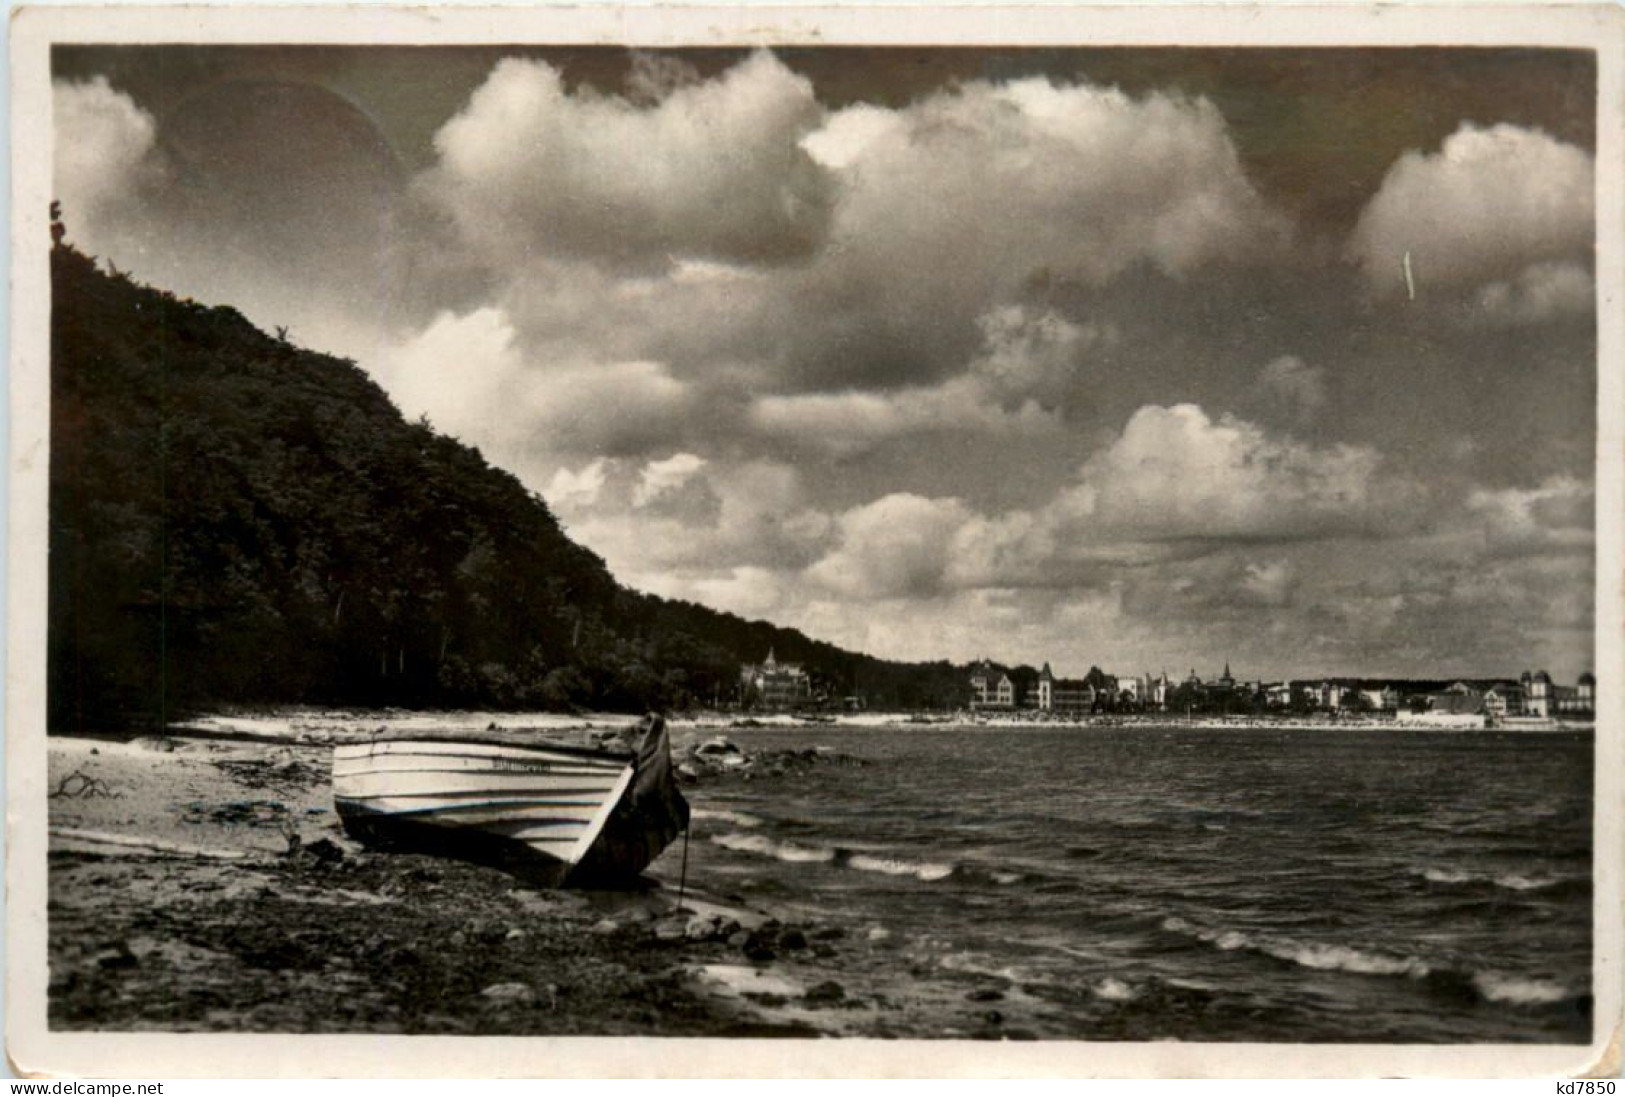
[45, 722, 994, 1037]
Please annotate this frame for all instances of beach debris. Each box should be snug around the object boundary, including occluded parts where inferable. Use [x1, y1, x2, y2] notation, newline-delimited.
[50, 768, 117, 799]
[212, 755, 324, 792]
[50, 826, 253, 862]
[184, 799, 290, 830]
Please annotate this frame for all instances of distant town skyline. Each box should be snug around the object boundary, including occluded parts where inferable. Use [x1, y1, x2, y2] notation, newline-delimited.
[52, 46, 1598, 678]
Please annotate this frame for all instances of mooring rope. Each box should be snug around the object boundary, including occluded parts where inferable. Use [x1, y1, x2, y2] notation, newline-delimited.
[677, 823, 692, 912]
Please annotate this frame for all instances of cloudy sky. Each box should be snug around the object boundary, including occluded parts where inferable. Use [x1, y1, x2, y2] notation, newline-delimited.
[52, 46, 1598, 680]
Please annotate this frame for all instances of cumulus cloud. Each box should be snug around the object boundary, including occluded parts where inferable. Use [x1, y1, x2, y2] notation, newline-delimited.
[631, 453, 721, 523]
[1349, 123, 1593, 296]
[800, 403, 1406, 603]
[821, 78, 1289, 288]
[1258, 355, 1326, 423]
[747, 305, 1106, 453]
[633, 453, 707, 508]
[1076, 404, 1390, 541]
[421, 50, 833, 271]
[743, 77, 1293, 389]
[1239, 559, 1298, 608]
[1474, 261, 1595, 326]
[545, 458, 609, 511]
[968, 306, 1113, 410]
[548, 455, 834, 581]
[53, 77, 162, 248]
[805, 494, 977, 599]
[375, 307, 700, 482]
[1466, 475, 1593, 557]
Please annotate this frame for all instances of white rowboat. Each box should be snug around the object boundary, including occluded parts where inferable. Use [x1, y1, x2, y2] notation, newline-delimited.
[331, 714, 689, 887]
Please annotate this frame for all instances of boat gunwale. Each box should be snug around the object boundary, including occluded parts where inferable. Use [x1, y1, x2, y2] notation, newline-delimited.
[334, 731, 636, 761]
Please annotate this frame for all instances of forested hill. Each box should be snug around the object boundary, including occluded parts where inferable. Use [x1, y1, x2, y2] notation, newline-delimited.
[48, 240, 972, 730]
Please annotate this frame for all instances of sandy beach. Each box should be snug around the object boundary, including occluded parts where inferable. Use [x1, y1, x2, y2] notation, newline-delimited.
[44, 727, 1039, 1037]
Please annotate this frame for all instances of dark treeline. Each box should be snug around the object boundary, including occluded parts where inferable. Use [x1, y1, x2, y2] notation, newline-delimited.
[48, 234, 972, 730]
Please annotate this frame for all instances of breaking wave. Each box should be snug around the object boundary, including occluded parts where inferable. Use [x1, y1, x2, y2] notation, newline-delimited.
[1162, 917, 1429, 977]
[1160, 917, 1586, 1009]
[691, 808, 763, 828]
[847, 854, 955, 881]
[709, 832, 834, 863]
[1411, 866, 1571, 892]
[1471, 972, 1575, 1005]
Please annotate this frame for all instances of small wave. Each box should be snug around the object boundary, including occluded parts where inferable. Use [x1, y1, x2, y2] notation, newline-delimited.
[991, 871, 1023, 885]
[690, 808, 763, 828]
[847, 854, 955, 881]
[1415, 867, 1473, 884]
[1268, 942, 1430, 978]
[1162, 917, 1431, 978]
[1492, 873, 1559, 892]
[1472, 971, 1574, 1005]
[709, 832, 835, 863]
[1092, 977, 1137, 1001]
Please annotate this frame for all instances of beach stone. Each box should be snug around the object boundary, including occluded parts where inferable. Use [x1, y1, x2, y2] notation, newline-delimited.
[685, 914, 722, 941]
[779, 929, 808, 951]
[480, 982, 535, 1005]
[652, 917, 689, 943]
[744, 944, 777, 964]
[805, 981, 846, 1003]
[299, 837, 345, 865]
[982, 1009, 1004, 1025]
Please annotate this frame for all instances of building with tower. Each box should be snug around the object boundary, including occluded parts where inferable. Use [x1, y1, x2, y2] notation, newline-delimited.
[740, 648, 812, 709]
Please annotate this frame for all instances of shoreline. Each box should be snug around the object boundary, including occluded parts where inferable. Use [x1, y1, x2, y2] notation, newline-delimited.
[163, 707, 1595, 743]
[44, 732, 1038, 1037]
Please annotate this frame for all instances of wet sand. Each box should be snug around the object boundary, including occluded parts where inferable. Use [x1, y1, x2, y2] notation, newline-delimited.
[45, 733, 1043, 1037]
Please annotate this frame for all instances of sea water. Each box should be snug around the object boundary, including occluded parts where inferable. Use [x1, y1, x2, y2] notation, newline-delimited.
[672, 724, 1593, 1043]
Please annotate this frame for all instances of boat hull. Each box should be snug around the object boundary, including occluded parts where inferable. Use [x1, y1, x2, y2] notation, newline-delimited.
[331, 718, 688, 887]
